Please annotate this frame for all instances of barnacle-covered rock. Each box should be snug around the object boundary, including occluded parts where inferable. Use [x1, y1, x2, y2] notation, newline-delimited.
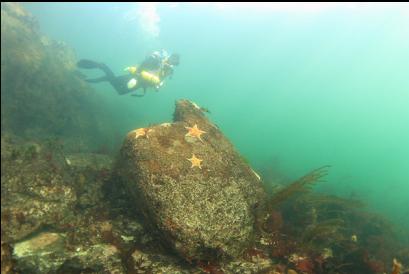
[0, 137, 133, 273]
[13, 232, 67, 273]
[13, 232, 125, 274]
[1, 241, 17, 274]
[1, 143, 77, 243]
[116, 99, 267, 261]
[127, 248, 193, 274]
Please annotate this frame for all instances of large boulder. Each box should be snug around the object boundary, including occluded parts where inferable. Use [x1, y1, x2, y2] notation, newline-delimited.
[116, 99, 267, 261]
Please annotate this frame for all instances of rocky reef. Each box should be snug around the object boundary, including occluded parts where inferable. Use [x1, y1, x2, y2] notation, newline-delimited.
[0, 106, 274, 274]
[115, 99, 267, 262]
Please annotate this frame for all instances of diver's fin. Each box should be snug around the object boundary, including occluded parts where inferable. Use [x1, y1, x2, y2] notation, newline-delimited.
[77, 59, 102, 69]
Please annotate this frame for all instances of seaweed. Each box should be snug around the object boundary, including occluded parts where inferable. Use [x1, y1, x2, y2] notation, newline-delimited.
[301, 218, 347, 245]
[267, 165, 330, 209]
[253, 161, 409, 274]
[256, 166, 330, 241]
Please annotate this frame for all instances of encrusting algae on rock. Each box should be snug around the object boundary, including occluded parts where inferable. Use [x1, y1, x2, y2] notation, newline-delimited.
[115, 99, 267, 262]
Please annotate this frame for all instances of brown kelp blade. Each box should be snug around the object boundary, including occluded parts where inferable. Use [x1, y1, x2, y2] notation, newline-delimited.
[268, 165, 330, 208]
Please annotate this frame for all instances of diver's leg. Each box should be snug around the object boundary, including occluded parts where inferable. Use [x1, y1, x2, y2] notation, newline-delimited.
[88, 64, 134, 95]
[97, 63, 116, 80]
[84, 76, 108, 83]
[78, 59, 128, 94]
[77, 59, 102, 69]
[111, 75, 135, 95]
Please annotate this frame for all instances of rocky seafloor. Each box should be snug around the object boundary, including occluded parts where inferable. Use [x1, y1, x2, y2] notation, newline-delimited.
[1, 3, 409, 274]
[0, 99, 276, 274]
[2, 100, 409, 274]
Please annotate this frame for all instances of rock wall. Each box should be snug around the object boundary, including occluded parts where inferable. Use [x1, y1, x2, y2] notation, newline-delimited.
[1, 3, 105, 151]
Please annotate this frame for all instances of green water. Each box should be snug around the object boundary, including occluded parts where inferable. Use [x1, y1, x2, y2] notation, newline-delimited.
[23, 3, 409, 229]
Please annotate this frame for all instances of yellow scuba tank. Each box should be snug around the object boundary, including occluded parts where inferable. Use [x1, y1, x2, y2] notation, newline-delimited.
[140, 71, 161, 85]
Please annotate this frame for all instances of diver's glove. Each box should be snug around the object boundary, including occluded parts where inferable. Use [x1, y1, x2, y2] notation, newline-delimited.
[127, 78, 138, 89]
[155, 81, 164, 91]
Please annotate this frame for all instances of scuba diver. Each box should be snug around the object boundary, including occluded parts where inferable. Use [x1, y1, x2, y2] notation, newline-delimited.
[77, 50, 180, 97]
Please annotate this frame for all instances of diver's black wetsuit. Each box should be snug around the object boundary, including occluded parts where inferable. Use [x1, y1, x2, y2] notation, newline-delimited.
[77, 52, 178, 96]
[77, 59, 142, 96]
